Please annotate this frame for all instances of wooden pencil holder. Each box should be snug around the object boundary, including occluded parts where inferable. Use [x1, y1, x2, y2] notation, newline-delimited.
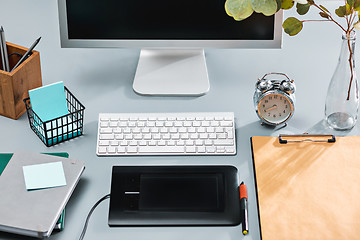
[0, 42, 42, 119]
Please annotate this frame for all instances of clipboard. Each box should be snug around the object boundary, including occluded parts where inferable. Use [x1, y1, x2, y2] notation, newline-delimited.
[251, 135, 360, 240]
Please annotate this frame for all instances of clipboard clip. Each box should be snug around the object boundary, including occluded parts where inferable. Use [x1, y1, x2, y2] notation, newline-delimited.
[279, 134, 336, 144]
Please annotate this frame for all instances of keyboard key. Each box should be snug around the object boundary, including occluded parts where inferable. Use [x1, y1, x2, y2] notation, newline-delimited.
[117, 147, 126, 153]
[108, 146, 116, 153]
[225, 147, 235, 153]
[100, 122, 108, 127]
[127, 146, 137, 153]
[186, 146, 196, 153]
[100, 128, 112, 134]
[109, 122, 118, 127]
[198, 146, 206, 153]
[138, 146, 185, 153]
[158, 140, 166, 146]
[213, 139, 234, 146]
[100, 117, 110, 121]
[99, 140, 110, 146]
[220, 121, 233, 127]
[167, 140, 176, 146]
[115, 134, 124, 140]
[139, 140, 147, 146]
[100, 134, 114, 140]
[206, 147, 216, 153]
[98, 147, 107, 154]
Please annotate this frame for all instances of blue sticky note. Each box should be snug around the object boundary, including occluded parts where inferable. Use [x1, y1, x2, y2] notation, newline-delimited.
[22, 161, 67, 190]
[29, 82, 69, 122]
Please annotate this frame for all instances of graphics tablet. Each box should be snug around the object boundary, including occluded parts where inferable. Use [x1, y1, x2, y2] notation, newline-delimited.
[108, 165, 240, 226]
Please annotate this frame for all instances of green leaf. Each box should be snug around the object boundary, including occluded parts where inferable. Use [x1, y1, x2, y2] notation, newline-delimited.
[319, 12, 330, 19]
[225, 0, 254, 21]
[347, 0, 355, 7]
[251, 0, 278, 16]
[282, 17, 303, 36]
[319, 5, 330, 13]
[307, 0, 314, 4]
[281, 0, 294, 10]
[335, 4, 352, 16]
[276, 0, 282, 11]
[296, 3, 310, 15]
[346, 3, 352, 14]
[335, 5, 347, 17]
[354, 0, 360, 11]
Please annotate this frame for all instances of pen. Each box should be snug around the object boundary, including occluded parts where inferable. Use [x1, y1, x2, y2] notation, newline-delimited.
[0, 26, 10, 72]
[10, 37, 41, 72]
[240, 181, 249, 235]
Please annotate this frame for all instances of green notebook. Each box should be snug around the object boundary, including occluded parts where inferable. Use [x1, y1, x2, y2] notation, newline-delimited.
[0, 153, 13, 176]
[0, 152, 68, 231]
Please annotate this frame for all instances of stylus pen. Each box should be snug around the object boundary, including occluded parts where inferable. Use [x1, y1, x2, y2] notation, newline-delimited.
[0, 26, 10, 72]
[240, 181, 249, 235]
[10, 37, 41, 72]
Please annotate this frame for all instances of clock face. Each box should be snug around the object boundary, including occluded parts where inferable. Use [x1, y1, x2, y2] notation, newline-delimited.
[257, 93, 293, 125]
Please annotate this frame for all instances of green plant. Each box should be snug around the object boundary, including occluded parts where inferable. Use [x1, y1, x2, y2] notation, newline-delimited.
[225, 0, 360, 100]
[225, 0, 360, 36]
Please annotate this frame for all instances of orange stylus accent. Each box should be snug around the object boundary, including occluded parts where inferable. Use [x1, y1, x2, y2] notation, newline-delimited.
[240, 182, 247, 200]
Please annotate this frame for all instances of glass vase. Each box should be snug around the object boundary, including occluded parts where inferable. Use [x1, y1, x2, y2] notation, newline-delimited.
[325, 31, 359, 130]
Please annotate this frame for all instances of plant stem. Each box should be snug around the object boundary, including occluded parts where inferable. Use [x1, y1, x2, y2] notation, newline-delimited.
[299, 1, 357, 101]
[312, 3, 348, 32]
[302, 19, 331, 23]
[311, 2, 356, 100]
[347, 38, 355, 100]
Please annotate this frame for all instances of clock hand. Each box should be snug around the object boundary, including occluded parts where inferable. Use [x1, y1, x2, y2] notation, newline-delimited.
[264, 105, 277, 112]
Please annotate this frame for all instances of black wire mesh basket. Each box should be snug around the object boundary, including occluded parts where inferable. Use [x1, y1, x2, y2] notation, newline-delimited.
[23, 86, 85, 147]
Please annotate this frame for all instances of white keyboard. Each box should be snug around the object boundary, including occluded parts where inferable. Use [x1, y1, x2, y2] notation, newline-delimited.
[96, 112, 236, 156]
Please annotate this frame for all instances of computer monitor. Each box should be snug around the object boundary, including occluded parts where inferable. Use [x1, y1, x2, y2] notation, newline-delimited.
[57, 0, 283, 96]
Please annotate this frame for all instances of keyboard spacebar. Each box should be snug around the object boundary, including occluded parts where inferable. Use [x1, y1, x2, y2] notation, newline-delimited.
[138, 146, 185, 153]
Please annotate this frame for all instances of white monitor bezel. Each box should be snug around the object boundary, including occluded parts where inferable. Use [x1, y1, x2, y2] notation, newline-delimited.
[57, 0, 283, 49]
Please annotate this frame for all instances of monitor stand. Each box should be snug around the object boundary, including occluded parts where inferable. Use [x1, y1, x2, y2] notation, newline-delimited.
[133, 49, 210, 96]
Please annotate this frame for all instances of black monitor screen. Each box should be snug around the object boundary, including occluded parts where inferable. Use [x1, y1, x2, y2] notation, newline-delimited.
[66, 0, 275, 40]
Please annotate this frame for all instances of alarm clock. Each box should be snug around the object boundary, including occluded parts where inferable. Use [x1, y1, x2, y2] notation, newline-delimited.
[253, 73, 296, 126]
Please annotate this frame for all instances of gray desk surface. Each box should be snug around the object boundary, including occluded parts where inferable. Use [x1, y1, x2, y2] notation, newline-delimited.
[1, 1, 359, 240]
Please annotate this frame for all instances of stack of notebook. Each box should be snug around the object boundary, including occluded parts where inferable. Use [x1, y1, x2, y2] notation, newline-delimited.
[0, 152, 84, 238]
